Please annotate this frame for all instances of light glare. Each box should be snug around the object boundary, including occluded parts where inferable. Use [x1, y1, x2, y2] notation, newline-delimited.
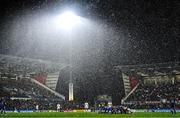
[55, 11, 81, 30]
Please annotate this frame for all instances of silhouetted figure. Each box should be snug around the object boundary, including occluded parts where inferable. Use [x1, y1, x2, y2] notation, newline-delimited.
[170, 97, 176, 115]
[0, 98, 6, 114]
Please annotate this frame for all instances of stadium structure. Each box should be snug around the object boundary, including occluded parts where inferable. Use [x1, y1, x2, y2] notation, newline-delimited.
[0, 54, 179, 112]
[0, 54, 66, 111]
[114, 62, 180, 110]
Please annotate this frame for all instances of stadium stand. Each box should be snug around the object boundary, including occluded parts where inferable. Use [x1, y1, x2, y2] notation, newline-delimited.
[0, 78, 64, 110]
[0, 54, 66, 111]
[127, 81, 180, 102]
[115, 62, 180, 109]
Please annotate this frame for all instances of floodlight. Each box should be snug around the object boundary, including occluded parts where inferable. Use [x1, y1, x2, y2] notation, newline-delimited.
[55, 11, 81, 30]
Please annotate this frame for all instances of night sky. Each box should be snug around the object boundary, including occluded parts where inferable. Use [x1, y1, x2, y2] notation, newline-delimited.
[0, 0, 180, 104]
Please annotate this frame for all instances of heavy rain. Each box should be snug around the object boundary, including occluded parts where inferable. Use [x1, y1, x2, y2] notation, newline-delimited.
[0, 0, 180, 116]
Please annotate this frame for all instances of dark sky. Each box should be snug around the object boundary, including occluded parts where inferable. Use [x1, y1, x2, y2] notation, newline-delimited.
[0, 0, 180, 65]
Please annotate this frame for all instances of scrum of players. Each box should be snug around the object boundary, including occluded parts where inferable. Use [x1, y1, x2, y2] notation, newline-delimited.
[98, 105, 133, 114]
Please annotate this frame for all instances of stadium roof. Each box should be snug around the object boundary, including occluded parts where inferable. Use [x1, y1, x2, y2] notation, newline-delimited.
[0, 54, 68, 77]
[114, 62, 180, 77]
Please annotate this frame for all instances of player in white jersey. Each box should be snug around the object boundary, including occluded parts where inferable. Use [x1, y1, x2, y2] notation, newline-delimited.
[57, 103, 61, 112]
[36, 105, 39, 112]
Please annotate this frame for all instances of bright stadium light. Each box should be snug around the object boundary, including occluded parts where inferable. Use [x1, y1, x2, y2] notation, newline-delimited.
[54, 10, 83, 101]
[55, 11, 81, 30]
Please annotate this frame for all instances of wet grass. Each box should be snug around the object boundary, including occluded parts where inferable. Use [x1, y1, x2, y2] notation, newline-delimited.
[0, 112, 179, 118]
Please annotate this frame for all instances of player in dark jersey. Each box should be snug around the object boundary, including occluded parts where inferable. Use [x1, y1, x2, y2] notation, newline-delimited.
[170, 97, 176, 115]
[0, 98, 6, 114]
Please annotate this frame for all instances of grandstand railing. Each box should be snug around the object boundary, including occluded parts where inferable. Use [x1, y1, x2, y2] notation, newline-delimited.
[121, 83, 139, 103]
[30, 78, 65, 100]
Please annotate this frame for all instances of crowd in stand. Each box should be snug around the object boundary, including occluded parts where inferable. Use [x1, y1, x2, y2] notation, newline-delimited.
[0, 78, 63, 111]
[4, 99, 62, 111]
[0, 78, 60, 100]
[127, 81, 180, 102]
[125, 79, 180, 109]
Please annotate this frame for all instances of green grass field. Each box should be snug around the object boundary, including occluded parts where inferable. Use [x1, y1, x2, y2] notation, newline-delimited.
[0, 112, 179, 118]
